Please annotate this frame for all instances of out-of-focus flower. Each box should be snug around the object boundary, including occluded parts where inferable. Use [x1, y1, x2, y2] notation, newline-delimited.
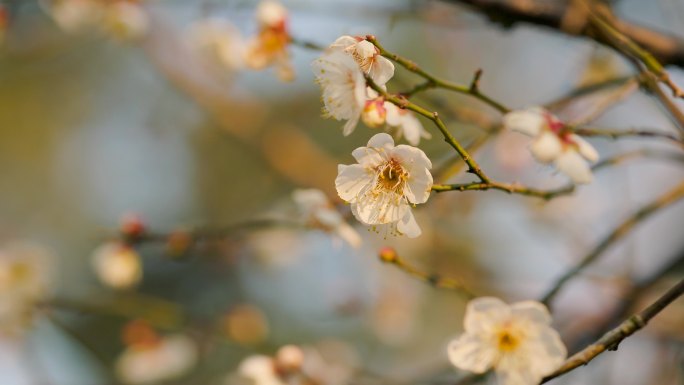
[92, 242, 142, 290]
[503, 107, 599, 184]
[103, 1, 149, 41]
[384, 102, 431, 146]
[41, 0, 103, 33]
[335, 133, 432, 238]
[328, 35, 394, 85]
[292, 188, 361, 248]
[0, 242, 52, 336]
[116, 321, 198, 384]
[244, 0, 292, 81]
[186, 17, 245, 72]
[448, 297, 567, 385]
[223, 303, 270, 346]
[120, 212, 146, 239]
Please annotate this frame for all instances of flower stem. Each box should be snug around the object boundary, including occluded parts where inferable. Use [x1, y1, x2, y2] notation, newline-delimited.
[431, 181, 575, 200]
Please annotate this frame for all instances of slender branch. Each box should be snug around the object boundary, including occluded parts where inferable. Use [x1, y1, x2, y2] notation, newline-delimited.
[541, 180, 684, 306]
[366, 35, 510, 114]
[637, 65, 684, 133]
[365, 75, 491, 183]
[378, 247, 475, 297]
[574, 126, 683, 146]
[541, 277, 684, 383]
[432, 181, 575, 200]
[545, 76, 636, 111]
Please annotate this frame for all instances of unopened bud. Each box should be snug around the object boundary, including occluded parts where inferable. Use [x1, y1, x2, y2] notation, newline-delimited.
[120, 213, 145, 239]
[275, 345, 304, 372]
[378, 246, 398, 263]
[362, 98, 386, 128]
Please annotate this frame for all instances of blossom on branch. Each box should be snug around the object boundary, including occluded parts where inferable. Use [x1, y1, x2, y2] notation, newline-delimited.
[448, 297, 567, 385]
[244, 0, 293, 81]
[92, 242, 143, 290]
[292, 188, 362, 248]
[186, 17, 245, 72]
[335, 133, 433, 238]
[503, 107, 599, 184]
[384, 102, 431, 146]
[328, 35, 395, 85]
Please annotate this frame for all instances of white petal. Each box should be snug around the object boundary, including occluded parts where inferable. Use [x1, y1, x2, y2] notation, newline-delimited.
[570, 134, 599, 163]
[328, 35, 357, 51]
[336, 223, 362, 248]
[367, 132, 395, 149]
[353, 193, 406, 225]
[526, 328, 567, 373]
[342, 112, 360, 136]
[496, 354, 541, 385]
[447, 334, 498, 373]
[529, 131, 562, 164]
[335, 164, 373, 202]
[504, 108, 546, 137]
[405, 167, 433, 204]
[351, 146, 386, 168]
[397, 208, 421, 238]
[510, 301, 552, 325]
[555, 150, 593, 184]
[392, 144, 433, 171]
[464, 297, 511, 335]
[369, 56, 395, 85]
[292, 188, 328, 208]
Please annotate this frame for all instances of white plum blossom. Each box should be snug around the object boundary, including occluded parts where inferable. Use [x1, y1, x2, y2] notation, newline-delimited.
[186, 17, 245, 71]
[448, 297, 567, 385]
[116, 330, 198, 384]
[292, 188, 362, 248]
[335, 133, 433, 238]
[503, 107, 599, 184]
[312, 50, 368, 135]
[41, 0, 103, 33]
[328, 35, 394, 85]
[92, 242, 142, 290]
[385, 102, 431, 146]
[103, 1, 149, 41]
[0, 242, 52, 336]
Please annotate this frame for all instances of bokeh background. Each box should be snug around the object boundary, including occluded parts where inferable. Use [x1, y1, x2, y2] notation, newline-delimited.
[1, 0, 683, 384]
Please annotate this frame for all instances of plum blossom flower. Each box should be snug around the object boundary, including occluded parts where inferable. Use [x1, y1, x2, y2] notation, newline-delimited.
[0, 242, 52, 336]
[244, 0, 293, 81]
[102, 1, 149, 41]
[335, 133, 433, 238]
[116, 321, 198, 384]
[328, 35, 394, 86]
[503, 107, 599, 184]
[448, 297, 567, 385]
[92, 242, 142, 290]
[41, 0, 103, 33]
[292, 188, 362, 248]
[312, 50, 368, 135]
[186, 17, 245, 72]
[384, 102, 431, 146]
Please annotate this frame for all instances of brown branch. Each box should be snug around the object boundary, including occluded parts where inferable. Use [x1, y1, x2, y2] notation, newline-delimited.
[541, 180, 684, 306]
[541, 277, 684, 383]
[442, 0, 684, 68]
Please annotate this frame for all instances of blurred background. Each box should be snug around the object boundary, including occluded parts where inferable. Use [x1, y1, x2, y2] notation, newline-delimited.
[0, 0, 683, 384]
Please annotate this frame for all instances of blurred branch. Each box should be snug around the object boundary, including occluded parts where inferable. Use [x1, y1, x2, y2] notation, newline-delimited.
[366, 36, 511, 114]
[545, 76, 636, 111]
[573, 126, 683, 146]
[441, 0, 684, 69]
[378, 248, 475, 297]
[541, 179, 684, 306]
[591, 149, 684, 169]
[541, 277, 684, 383]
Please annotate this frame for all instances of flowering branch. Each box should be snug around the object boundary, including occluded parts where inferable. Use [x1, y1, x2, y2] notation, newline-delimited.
[378, 248, 475, 297]
[541, 277, 684, 383]
[431, 181, 575, 200]
[365, 75, 492, 183]
[365, 36, 510, 114]
[541, 180, 684, 306]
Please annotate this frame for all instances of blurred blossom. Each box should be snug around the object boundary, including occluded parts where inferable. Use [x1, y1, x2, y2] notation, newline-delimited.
[102, 1, 149, 41]
[448, 297, 566, 385]
[244, 0, 293, 81]
[223, 303, 270, 347]
[0, 242, 52, 336]
[335, 133, 433, 238]
[92, 242, 143, 290]
[116, 321, 198, 384]
[186, 17, 245, 72]
[292, 188, 362, 248]
[384, 102, 431, 146]
[235, 341, 356, 385]
[120, 212, 146, 239]
[503, 107, 599, 184]
[41, 0, 103, 33]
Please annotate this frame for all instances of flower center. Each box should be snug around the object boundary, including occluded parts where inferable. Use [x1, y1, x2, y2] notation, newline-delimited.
[377, 158, 407, 194]
[496, 329, 520, 352]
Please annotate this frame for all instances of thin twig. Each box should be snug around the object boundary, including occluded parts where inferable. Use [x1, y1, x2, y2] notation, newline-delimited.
[432, 181, 575, 200]
[366, 36, 510, 114]
[545, 76, 636, 110]
[541, 277, 684, 383]
[541, 180, 684, 306]
[378, 248, 475, 297]
[574, 126, 683, 146]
